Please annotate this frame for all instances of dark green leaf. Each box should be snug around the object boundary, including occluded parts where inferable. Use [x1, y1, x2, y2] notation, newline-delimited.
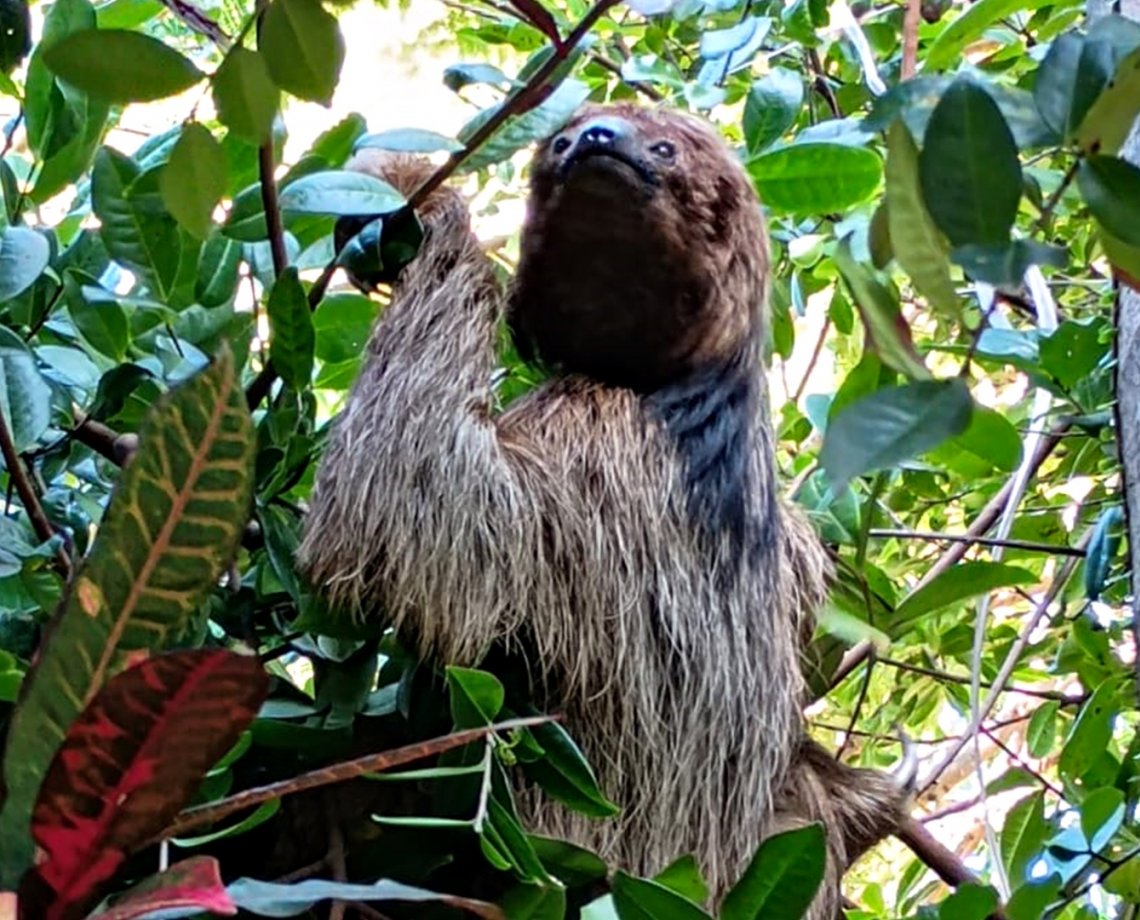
[950, 239, 1068, 286]
[1039, 319, 1107, 390]
[278, 170, 404, 217]
[720, 824, 825, 920]
[884, 122, 957, 316]
[742, 67, 802, 154]
[43, 29, 203, 102]
[1077, 155, 1140, 248]
[0, 338, 52, 452]
[0, 227, 49, 301]
[1060, 679, 1122, 781]
[1026, 701, 1059, 759]
[832, 240, 930, 379]
[892, 562, 1036, 632]
[1006, 878, 1062, 920]
[919, 78, 1021, 247]
[820, 379, 973, 492]
[520, 720, 619, 818]
[530, 836, 608, 887]
[937, 884, 999, 920]
[213, 48, 279, 145]
[500, 883, 566, 920]
[266, 269, 314, 390]
[937, 407, 1023, 474]
[1084, 506, 1123, 601]
[1080, 787, 1124, 852]
[612, 873, 711, 920]
[748, 143, 882, 214]
[64, 273, 130, 360]
[260, 0, 344, 106]
[446, 666, 504, 727]
[161, 124, 228, 239]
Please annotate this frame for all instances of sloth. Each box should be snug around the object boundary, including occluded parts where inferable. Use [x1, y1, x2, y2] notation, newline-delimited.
[299, 103, 909, 914]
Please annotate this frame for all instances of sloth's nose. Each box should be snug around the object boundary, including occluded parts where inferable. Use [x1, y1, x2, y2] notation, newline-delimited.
[575, 116, 632, 152]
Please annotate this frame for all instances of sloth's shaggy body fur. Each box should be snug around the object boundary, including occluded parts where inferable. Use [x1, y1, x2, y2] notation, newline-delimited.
[300, 104, 907, 914]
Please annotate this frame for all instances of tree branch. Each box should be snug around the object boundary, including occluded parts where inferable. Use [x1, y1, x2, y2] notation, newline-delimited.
[0, 408, 71, 575]
[897, 817, 983, 888]
[869, 528, 1086, 558]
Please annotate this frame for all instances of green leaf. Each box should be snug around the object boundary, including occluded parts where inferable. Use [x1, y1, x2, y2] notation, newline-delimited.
[1080, 787, 1124, 852]
[356, 128, 464, 154]
[446, 667, 505, 727]
[820, 379, 973, 492]
[259, 0, 344, 106]
[1075, 46, 1140, 156]
[653, 857, 709, 906]
[1040, 320, 1108, 389]
[921, 0, 1053, 72]
[500, 884, 566, 920]
[884, 122, 957, 317]
[42, 29, 203, 102]
[1077, 155, 1140, 248]
[520, 720, 619, 818]
[1060, 679, 1122, 782]
[742, 68, 803, 154]
[92, 147, 182, 300]
[64, 272, 130, 361]
[278, 170, 405, 217]
[936, 406, 1023, 474]
[919, 78, 1021, 247]
[0, 227, 50, 301]
[530, 836, 608, 887]
[1084, 505, 1123, 602]
[892, 562, 1036, 634]
[612, 873, 711, 920]
[1026, 701, 1059, 759]
[832, 240, 930, 380]
[748, 143, 882, 214]
[0, 338, 52, 453]
[161, 124, 227, 239]
[0, 347, 255, 886]
[950, 239, 1068, 287]
[936, 884, 999, 920]
[265, 268, 314, 390]
[459, 78, 589, 173]
[213, 48, 279, 145]
[720, 824, 825, 920]
[1006, 878, 1062, 920]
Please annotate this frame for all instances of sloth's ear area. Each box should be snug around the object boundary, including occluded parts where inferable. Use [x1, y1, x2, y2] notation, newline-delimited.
[334, 207, 425, 290]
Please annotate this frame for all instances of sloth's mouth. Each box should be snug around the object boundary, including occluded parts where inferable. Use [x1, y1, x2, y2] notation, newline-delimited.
[560, 148, 659, 189]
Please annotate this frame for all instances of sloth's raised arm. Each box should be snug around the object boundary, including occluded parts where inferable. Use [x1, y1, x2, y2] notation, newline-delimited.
[298, 154, 543, 664]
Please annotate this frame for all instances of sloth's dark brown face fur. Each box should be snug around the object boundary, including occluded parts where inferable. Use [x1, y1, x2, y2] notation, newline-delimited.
[509, 103, 770, 392]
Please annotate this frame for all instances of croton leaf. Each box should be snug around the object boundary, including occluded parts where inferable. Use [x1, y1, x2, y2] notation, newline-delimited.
[23, 652, 267, 920]
[81, 856, 236, 920]
[0, 346, 256, 886]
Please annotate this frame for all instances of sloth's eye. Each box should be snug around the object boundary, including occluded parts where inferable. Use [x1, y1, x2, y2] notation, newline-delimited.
[650, 141, 676, 160]
[552, 136, 572, 154]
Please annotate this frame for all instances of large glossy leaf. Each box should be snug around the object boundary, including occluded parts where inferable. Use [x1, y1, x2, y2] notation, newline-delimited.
[42, 29, 203, 103]
[720, 824, 825, 920]
[212, 48, 278, 145]
[748, 143, 881, 214]
[265, 269, 314, 390]
[161, 124, 227, 240]
[820, 379, 973, 492]
[921, 0, 1053, 72]
[832, 240, 930, 380]
[0, 333, 52, 452]
[890, 561, 1036, 633]
[1059, 678, 1122, 781]
[24, 651, 267, 919]
[0, 347, 255, 885]
[612, 873, 711, 920]
[883, 123, 958, 317]
[742, 67, 803, 154]
[1077, 155, 1140, 248]
[278, 170, 404, 217]
[355, 128, 464, 154]
[919, 78, 1021, 247]
[520, 720, 619, 819]
[0, 227, 50, 301]
[92, 147, 182, 299]
[259, 0, 344, 106]
[64, 272, 130, 361]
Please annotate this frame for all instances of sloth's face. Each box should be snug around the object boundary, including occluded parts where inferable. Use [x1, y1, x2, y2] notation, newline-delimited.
[512, 104, 770, 391]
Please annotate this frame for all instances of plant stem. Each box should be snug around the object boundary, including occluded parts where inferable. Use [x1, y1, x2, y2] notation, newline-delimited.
[0, 408, 70, 575]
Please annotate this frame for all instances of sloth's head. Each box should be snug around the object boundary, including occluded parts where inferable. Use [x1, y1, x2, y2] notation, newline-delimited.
[509, 103, 770, 392]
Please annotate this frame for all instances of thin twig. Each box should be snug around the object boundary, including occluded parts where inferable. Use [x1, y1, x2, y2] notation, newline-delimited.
[793, 317, 831, 403]
[1033, 157, 1080, 236]
[837, 652, 874, 759]
[157, 716, 553, 841]
[869, 528, 1086, 558]
[901, 0, 920, 79]
[877, 656, 1084, 703]
[0, 407, 71, 575]
[980, 723, 1066, 800]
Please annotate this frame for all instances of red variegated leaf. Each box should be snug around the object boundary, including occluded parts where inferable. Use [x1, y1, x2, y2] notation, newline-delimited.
[89, 857, 235, 920]
[508, 0, 560, 44]
[25, 650, 268, 920]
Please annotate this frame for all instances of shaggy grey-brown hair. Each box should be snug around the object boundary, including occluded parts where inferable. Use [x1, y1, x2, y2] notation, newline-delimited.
[299, 103, 907, 914]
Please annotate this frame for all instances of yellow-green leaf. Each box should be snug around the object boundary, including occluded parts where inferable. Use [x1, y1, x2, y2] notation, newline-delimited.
[161, 123, 227, 239]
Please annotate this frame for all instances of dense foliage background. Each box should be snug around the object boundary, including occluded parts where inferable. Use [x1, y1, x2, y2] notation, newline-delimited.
[0, 0, 1138, 917]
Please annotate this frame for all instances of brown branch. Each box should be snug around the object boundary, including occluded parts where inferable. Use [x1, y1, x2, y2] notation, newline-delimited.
[793, 317, 831, 404]
[0, 406, 71, 574]
[869, 528, 1086, 558]
[406, 0, 621, 210]
[901, 0, 920, 79]
[157, 716, 554, 841]
[71, 414, 139, 465]
[837, 651, 874, 758]
[896, 817, 984, 889]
